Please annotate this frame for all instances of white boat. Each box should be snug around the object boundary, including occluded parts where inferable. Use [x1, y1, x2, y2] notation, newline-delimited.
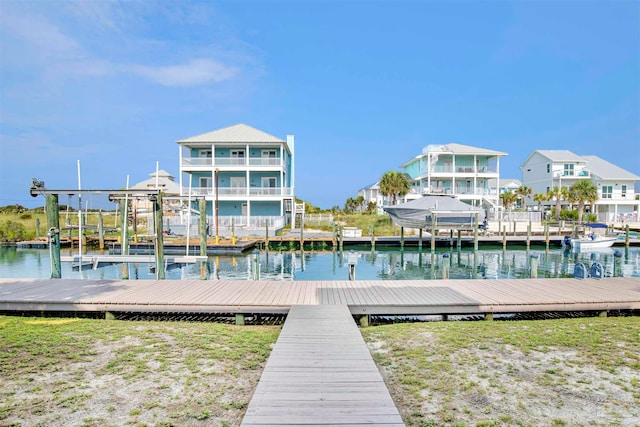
[570, 235, 617, 252]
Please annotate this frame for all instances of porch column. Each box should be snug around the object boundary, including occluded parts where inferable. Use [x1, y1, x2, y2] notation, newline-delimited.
[427, 153, 431, 192]
[178, 145, 183, 197]
[473, 155, 478, 196]
[247, 201, 251, 228]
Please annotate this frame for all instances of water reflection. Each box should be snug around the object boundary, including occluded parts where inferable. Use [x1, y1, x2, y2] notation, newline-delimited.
[0, 246, 639, 281]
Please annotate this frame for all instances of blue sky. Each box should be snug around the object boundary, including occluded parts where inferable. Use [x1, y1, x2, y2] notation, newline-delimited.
[1, 0, 639, 209]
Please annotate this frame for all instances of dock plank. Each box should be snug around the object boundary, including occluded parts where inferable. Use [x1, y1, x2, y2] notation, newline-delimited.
[241, 305, 404, 426]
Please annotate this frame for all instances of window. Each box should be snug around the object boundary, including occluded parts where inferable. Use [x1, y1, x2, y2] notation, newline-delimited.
[262, 177, 277, 188]
[546, 164, 550, 173]
[546, 186, 550, 194]
[199, 150, 212, 158]
[262, 150, 277, 158]
[199, 177, 212, 188]
[602, 185, 613, 199]
[563, 164, 574, 176]
[622, 185, 627, 197]
[231, 150, 245, 158]
[230, 177, 246, 187]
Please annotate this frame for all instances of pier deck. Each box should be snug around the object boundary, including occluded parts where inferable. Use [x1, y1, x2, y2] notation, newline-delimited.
[1, 277, 638, 316]
[241, 305, 404, 426]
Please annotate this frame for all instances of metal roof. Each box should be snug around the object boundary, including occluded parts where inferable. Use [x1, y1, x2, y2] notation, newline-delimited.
[534, 150, 586, 162]
[424, 143, 507, 156]
[582, 155, 640, 180]
[177, 123, 286, 144]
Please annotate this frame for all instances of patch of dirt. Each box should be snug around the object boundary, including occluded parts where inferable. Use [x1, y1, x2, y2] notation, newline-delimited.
[372, 342, 640, 426]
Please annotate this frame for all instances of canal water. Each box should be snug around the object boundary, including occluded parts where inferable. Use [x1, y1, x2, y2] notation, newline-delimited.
[1, 245, 638, 281]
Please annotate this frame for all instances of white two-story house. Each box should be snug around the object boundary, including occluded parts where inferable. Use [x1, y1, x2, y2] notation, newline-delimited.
[520, 150, 639, 222]
[177, 124, 295, 233]
[400, 143, 507, 210]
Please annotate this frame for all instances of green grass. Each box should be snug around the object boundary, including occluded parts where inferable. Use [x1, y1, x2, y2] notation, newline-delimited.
[362, 317, 640, 427]
[0, 316, 279, 426]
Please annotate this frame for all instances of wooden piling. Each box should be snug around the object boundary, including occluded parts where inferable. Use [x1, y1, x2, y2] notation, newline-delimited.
[457, 229, 461, 249]
[544, 223, 550, 250]
[359, 315, 369, 328]
[502, 225, 507, 249]
[35, 218, 40, 239]
[154, 193, 165, 280]
[265, 218, 270, 248]
[473, 212, 479, 251]
[119, 200, 129, 280]
[430, 213, 436, 251]
[418, 228, 422, 251]
[526, 221, 531, 249]
[442, 253, 450, 279]
[513, 220, 517, 236]
[625, 224, 630, 248]
[400, 227, 404, 250]
[235, 314, 245, 326]
[199, 199, 208, 280]
[484, 313, 494, 321]
[98, 211, 104, 250]
[371, 225, 376, 251]
[300, 215, 304, 248]
[530, 253, 539, 278]
[46, 194, 61, 279]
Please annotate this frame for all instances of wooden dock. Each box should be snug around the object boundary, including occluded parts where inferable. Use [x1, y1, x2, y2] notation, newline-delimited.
[1, 277, 638, 317]
[241, 305, 404, 426]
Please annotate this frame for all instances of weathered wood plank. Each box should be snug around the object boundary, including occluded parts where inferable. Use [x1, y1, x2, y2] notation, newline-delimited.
[241, 305, 404, 426]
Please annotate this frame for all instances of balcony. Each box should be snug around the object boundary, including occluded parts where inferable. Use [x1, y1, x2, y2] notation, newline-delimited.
[187, 187, 293, 197]
[182, 157, 283, 168]
[428, 166, 498, 175]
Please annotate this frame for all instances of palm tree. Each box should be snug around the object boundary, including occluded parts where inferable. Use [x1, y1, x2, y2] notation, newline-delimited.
[515, 186, 533, 211]
[379, 171, 410, 205]
[568, 180, 598, 223]
[500, 190, 518, 211]
[533, 192, 548, 214]
[546, 186, 565, 221]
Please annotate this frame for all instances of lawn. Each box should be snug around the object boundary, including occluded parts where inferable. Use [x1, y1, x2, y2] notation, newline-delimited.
[362, 317, 640, 427]
[0, 316, 279, 427]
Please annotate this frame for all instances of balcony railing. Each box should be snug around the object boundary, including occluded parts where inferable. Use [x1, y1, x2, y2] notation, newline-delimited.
[182, 157, 283, 168]
[424, 187, 495, 196]
[428, 166, 498, 174]
[187, 187, 293, 197]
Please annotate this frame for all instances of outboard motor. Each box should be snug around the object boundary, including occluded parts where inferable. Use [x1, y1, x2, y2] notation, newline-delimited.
[590, 263, 604, 279]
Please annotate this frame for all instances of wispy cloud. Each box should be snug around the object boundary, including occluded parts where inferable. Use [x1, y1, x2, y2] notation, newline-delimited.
[128, 58, 238, 87]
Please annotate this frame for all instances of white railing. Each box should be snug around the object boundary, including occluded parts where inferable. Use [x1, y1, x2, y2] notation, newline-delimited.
[182, 157, 284, 168]
[187, 187, 293, 197]
[182, 158, 212, 167]
[249, 158, 282, 166]
[163, 215, 286, 237]
[305, 213, 334, 224]
[493, 211, 542, 222]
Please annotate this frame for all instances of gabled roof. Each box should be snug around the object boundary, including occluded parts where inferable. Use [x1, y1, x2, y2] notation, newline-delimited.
[582, 155, 640, 181]
[424, 143, 507, 156]
[177, 123, 285, 144]
[149, 169, 175, 180]
[488, 178, 521, 188]
[535, 150, 585, 162]
[131, 170, 182, 195]
[358, 181, 380, 191]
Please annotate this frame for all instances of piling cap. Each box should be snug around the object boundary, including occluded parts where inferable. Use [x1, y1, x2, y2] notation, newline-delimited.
[614, 250, 622, 258]
[442, 253, 450, 258]
[530, 253, 539, 259]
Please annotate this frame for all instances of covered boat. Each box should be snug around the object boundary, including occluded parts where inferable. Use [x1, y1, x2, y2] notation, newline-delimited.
[384, 195, 485, 229]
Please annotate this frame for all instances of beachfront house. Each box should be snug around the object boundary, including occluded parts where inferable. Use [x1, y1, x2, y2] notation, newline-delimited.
[357, 181, 385, 214]
[177, 124, 295, 235]
[520, 150, 639, 222]
[400, 143, 506, 211]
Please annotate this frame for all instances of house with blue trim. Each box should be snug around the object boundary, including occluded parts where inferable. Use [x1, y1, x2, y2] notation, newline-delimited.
[177, 124, 295, 234]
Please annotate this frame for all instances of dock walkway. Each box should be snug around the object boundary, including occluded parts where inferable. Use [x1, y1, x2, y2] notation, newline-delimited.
[241, 304, 404, 427]
[1, 277, 639, 316]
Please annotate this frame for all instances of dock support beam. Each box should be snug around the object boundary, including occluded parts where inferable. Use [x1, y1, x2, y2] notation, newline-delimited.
[46, 194, 61, 279]
[154, 193, 165, 279]
[359, 314, 369, 328]
[235, 314, 245, 326]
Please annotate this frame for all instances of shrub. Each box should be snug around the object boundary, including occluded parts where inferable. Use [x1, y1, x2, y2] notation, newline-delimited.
[0, 220, 32, 241]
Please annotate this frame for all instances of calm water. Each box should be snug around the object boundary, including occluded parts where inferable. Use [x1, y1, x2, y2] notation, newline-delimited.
[1, 246, 638, 281]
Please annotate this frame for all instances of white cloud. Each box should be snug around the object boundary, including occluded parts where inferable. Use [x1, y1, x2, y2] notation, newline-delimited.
[128, 58, 238, 87]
